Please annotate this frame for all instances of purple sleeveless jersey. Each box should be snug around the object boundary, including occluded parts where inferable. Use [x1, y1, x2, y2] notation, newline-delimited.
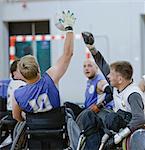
[14, 73, 60, 113]
[85, 74, 114, 109]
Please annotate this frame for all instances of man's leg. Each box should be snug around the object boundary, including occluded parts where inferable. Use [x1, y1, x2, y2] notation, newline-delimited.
[76, 109, 104, 150]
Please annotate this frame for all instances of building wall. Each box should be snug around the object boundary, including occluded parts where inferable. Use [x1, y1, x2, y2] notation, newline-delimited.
[0, 0, 144, 103]
[0, 2, 9, 79]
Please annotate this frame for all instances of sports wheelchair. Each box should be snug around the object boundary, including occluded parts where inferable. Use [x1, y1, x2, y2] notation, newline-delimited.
[76, 109, 145, 150]
[76, 127, 145, 150]
[121, 128, 145, 150]
[0, 111, 17, 149]
[11, 106, 69, 150]
[0, 80, 17, 149]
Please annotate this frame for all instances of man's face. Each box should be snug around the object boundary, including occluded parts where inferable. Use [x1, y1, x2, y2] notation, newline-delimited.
[107, 68, 122, 88]
[12, 70, 21, 80]
[83, 60, 97, 79]
[14, 67, 25, 81]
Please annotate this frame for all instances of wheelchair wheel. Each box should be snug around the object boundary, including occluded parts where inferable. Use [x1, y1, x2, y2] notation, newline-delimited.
[10, 121, 27, 150]
[129, 129, 145, 150]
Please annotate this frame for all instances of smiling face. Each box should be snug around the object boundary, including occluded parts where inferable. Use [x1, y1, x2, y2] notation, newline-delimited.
[83, 59, 98, 79]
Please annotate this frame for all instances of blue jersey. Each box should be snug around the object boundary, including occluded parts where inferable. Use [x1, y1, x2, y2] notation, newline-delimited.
[84, 74, 113, 109]
[14, 73, 60, 113]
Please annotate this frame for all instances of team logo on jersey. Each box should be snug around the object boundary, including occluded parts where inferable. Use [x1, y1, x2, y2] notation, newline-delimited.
[89, 85, 95, 94]
[121, 100, 125, 107]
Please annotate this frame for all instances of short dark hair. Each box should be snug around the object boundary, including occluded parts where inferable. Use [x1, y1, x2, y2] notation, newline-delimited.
[10, 59, 20, 79]
[110, 61, 133, 80]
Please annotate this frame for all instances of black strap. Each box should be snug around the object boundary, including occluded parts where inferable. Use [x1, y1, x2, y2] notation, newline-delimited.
[65, 26, 73, 31]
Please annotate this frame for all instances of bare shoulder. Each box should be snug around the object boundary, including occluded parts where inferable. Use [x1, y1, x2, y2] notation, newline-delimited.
[46, 66, 59, 85]
[97, 79, 108, 93]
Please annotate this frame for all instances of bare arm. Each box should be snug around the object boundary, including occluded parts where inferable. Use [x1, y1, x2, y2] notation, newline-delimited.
[97, 79, 109, 93]
[12, 96, 23, 122]
[97, 79, 113, 105]
[90, 79, 113, 112]
[47, 32, 73, 85]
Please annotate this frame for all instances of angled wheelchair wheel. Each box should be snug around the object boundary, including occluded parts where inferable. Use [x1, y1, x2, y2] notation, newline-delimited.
[129, 129, 145, 150]
[10, 121, 27, 150]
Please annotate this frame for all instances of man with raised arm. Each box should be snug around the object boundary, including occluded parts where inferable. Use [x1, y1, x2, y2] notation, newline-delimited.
[82, 32, 145, 149]
[12, 10, 76, 122]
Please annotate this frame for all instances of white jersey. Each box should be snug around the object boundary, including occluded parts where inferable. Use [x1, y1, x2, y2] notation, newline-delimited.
[113, 83, 145, 113]
[7, 79, 26, 110]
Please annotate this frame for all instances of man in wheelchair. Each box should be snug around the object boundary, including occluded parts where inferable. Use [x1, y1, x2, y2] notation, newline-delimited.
[0, 60, 26, 149]
[80, 32, 145, 150]
[10, 10, 78, 150]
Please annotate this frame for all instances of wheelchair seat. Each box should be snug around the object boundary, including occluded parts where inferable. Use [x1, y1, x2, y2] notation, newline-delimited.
[26, 106, 68, 150]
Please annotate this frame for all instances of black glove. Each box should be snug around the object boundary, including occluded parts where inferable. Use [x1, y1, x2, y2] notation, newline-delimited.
[82, 32, 98, 56]
[82, 32, 94, 45]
